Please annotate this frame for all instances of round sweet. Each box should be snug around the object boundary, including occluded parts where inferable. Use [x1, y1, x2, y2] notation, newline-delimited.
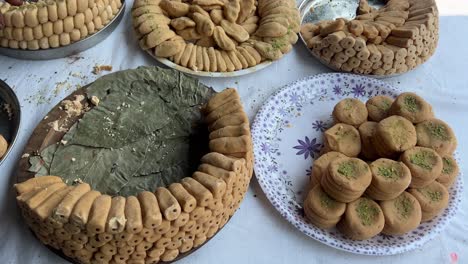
[416, 118, 457, 155]
[132, 0, 301, 73]
[323, 123, 361, 157]
[437, 155, 459, 188]
[373, 115, 417, 157]
[333, 98, 368, 126]
[0, 134, 8, 158]
[390, 92, 434, 123]
[409, 181, 449, 222]
[380, 192, 422, 235]
[322, 157, 372, 202]
[366, 95, 394, 122]
[401, 146, 443, 188]
[303, 185, 346, 229]
[358, 121, 378, 160]
[337, 197, 385, 240]
[366, 158, 411, 201]
[309, 151, 347, 189]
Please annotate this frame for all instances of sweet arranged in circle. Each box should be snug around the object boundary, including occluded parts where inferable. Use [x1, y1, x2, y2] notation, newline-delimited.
[131, 0, 301, 73]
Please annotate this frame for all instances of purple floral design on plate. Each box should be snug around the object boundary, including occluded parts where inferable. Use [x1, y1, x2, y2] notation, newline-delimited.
[333, 85, 342, 95]
[352, 83, 366, 97]
[312, 120, 326, 132]
[293, 136, 321, 159]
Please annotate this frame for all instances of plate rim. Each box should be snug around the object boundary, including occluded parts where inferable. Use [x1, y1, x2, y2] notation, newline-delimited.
[251, 72, 464, 256]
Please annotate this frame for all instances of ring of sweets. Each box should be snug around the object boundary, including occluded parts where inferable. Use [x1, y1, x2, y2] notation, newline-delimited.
[300, 0, 439, 76]
[15, 88, 254, 264]
[0, 0, 122, 50]
[131, 0, 301, 73]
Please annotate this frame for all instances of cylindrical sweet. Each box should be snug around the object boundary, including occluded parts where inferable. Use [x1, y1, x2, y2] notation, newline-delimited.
[33, 25, 44, 39]
[193, 172, 227, 199]
[25, 6, 39, 27]
[24, 182, 66, 209]
[59, 32, 70, 46]
[67, 0, 77, 16]
[52, 183, 91, 223]
[69, 190, 101, 228]
[86, 194, 112, 234]
[14, 176, 62, 195]
[63, 16, 74, 33]
[12, 28, 24, 41]
[11, 10, 25, 28]
[168, 183, 197, 213]
[57, 0, 68, 19]
[42, 22, 53, 37]
[181, 177, 213, 207]
[106, 196, 126, 234]
[39, 37, 50, 49]
[155, 187, 182, 221]
[53, 20, 63, 35]
[137, 191, 162, 229]
[79, 26, 88, 38]
[33, 186, 73, 221]
[125, 196, 144, 234]
[70, 29, 80, 41]
[47, 1, 58, 22]
[209, 135, 251, 154]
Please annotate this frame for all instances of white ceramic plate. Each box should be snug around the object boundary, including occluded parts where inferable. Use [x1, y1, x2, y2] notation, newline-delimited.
[149, 52, 273, 78]
[252, 73, 463, 255]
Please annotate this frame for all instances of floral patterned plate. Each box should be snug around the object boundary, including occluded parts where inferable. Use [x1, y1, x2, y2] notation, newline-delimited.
[251, 73, 463, 255]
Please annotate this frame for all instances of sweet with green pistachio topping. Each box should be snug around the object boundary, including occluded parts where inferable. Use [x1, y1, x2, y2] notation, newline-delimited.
[404, 96, 420, 113]
[395, 195, 413, 219]
[356, 199, 380, 226]
[410, 151, 435, 170]
[337, 161, 357, 179]
[425, 122, 450, 141]
[419, 189, 443, 202]
[377, 166, 399, 181]
[319, 191, 337, 209]
[442, 157, 454, 174]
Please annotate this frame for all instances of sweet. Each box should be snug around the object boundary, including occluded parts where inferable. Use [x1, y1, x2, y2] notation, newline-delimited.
[366, 95, 394, 122]
[409, 181, 449, 222]
[321, 157, 372, 203]
[131, 0, 301, 72]
[401, 146, 442, 188]
[333, 98, 368, 126]
[358, 121, 379, 160]
[416, 118, 457, 155]
[437, 155, 459, 188]
[0, 134, 8, 158]
[337, 197, 384, 240]
[309, 151, 347, 189]
[323, 123, 362, 157]
[390, 92, 434, 123]
[380, 191, 422, 235]
[300, 0, 439, 76]
[372, 115, 417, 158]
[0, 0, 123, 50]
[366, 158, 411, 200]
[303, 185, 346, 229]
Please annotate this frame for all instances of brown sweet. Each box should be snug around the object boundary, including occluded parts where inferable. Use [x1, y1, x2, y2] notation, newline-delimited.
[303, 185, 346, 229]
[409, 181, 449, 222]
[366, 158, 411, 200]
[333, 98, 368, 127]
[366, 95, 394, 122]
[389, 92, 434, 123]
[358, 121, 379, 160]
[323, 123, 361, 157]
[416, 118, 457, 155]
[309, 151, 347, 189]
[373, 115, 417, 158]
[437, 155, 459, 188]
[401, 146, 443, 188]
[0, 134, 8, 158]
[380, 192, 422, 235]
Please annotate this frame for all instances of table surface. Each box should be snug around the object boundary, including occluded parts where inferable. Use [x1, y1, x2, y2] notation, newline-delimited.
[1, 1, 468, 263]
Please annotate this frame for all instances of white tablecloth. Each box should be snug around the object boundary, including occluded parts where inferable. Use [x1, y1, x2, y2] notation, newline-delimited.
[1, 1, 467, 263]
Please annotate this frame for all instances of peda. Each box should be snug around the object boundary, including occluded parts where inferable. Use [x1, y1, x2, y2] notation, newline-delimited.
[416, 118, 457, 156]
[380, 192, 422, 235]
[437, 155, 459, 188]
[337, 197, 384, 240]
[358, 121, 378, 160]
[323, 123, 362, 157]
[366, 158, 411, 201]
[372, 115, 417, 158]
[333, 98, 368, 126]
[409, 181, 449, 222]
[321, 157, 372, 203]
[309, 151, 347, 189]
[389, 92, 434, 123]
[303, 185, 346, 229]
[366, 95, 394, 122]
[401, 146, 443, 188]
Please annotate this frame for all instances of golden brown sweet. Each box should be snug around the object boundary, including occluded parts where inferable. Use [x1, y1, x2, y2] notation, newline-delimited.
[323, 123, 362, 157]
[401, 146, 442, 188]
[390, 92, 434, 123]
[358, 121, 379, 160]
[416, 118, 457, 155]
[309, 151, 347, 189]
[380, 191, 422, 235]
[337, 197, 384, 240]
[366, 158, 411, 200]
[366, 95, 394, 122]
[437, 155, 459, 188]
[409, 181, 449, 222]
[321, 157, 372, 202]
[333, 98, 368, 126]
[303, 185, 346, 229]
[372, 115, 417, 158]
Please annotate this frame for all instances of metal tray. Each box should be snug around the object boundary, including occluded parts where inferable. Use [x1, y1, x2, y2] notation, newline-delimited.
[298, 0, 407, 78]
[0, 79, 21, 166]
[150, 52, 273, 78]
[0, 0, 126, 60]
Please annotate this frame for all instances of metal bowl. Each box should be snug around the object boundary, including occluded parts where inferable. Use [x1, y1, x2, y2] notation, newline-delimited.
[0, 0, 126, 60]
[0, 79, 21, 166]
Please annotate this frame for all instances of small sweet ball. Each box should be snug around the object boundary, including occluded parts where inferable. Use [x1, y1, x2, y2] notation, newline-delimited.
[437, 155, 459, 188]
[366, 95, 394, 122]
[380, 191, 422, 235]
[333, 98, 368, 126]
[337, 197, 384, 240]
[401, 146, 443, 188]
[416, 118, 457, 156]
[389, 92, 434, 123]
[0, 134, 8, 158]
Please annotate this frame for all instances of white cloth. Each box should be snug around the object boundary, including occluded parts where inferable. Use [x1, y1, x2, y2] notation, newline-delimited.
[0, 1, 467, 263]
